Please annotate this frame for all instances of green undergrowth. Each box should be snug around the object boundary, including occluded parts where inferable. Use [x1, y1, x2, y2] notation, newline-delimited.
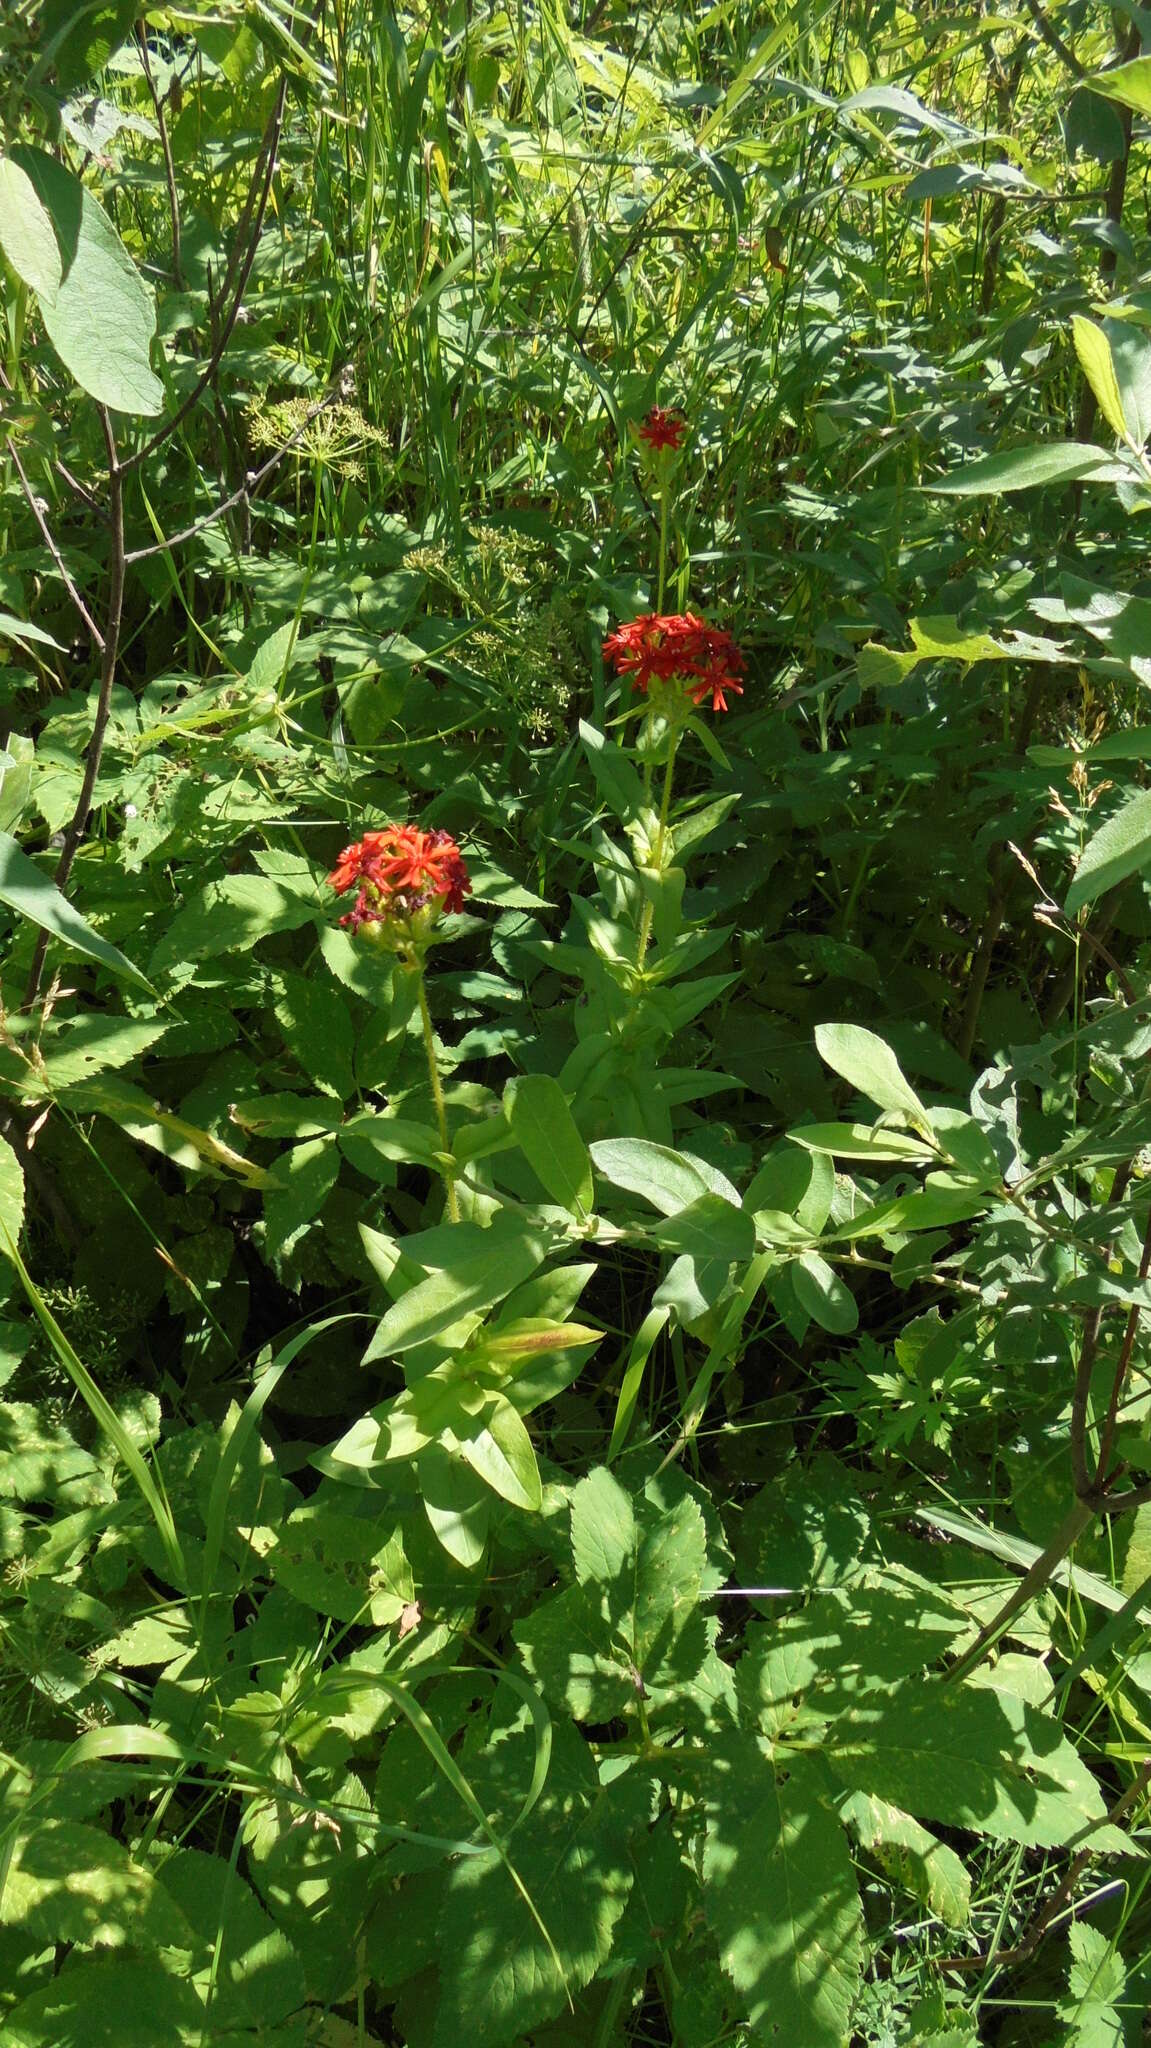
[3, 1, 1151, 2043]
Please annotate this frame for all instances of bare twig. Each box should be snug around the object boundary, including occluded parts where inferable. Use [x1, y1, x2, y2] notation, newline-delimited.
[0, 368, 105, 650]
[23, 408, 125, 1008]
[137, 26, 185, 291]
[120, 76, 288, 477]
[1020, 0, 1088, 81]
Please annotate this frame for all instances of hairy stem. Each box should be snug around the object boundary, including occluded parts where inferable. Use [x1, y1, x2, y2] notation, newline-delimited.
[636, 733, 678, 970]
[416, 972, 458, 1223]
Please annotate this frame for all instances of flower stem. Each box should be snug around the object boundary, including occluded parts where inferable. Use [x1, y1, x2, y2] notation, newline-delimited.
[656, 486, 670, 611]
[416, 970, 459, 1223]
[636, 734, 678, 971]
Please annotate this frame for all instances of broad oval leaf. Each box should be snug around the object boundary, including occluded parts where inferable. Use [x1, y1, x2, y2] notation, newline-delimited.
[12, 146, 163, 416]
[0, 156, 62, 302]
[1065, 788, 1151, 914]
[1088, 54, 1151, 120]
[793, 1251, 858, 1334]
[651, 1192, 756, 1264]
[0, 1133, 25, 1263]
[590, 1137, 741, 1213]
[814, 1022, 927, 1123]
[1072, 315, 1130, 445]
[927, 441, 1129, 495]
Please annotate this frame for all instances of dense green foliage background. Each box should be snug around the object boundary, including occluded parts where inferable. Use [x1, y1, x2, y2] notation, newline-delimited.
[5, 0, 1151, 2041]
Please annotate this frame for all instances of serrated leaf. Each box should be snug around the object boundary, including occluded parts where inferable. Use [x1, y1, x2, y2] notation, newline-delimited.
[1059, 1920, 1125, 2047]
[4, 1819, 193, 1949]
[150, 871, 322, 976]
[432, 1724, 643, 2046]
[12, 146, 162, 416]
[262, 1135, 339, 1262]
[827, 1681, 1111, 1847]
[571, 1465, 637, 1586]
[0, 830, 150, 987]
[703, 1739, 863, 2048]
[1, 1957, 205, 2047]
[840, 1791, 970, 1927]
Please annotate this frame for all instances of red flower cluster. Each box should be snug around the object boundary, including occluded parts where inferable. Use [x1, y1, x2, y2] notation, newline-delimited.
[328, 824, 471, 931]
[602, 612, 746, 713]
[637, 406, 686, 453]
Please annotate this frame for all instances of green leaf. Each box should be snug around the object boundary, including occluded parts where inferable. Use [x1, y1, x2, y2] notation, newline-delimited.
[36, 0, 139, 91]
[155, 1847, 307, 2033]
[457, 1392, 543, 1510]
[590, 1137, 740, 1213]
[0, 156, 62, 302]
[262, 1135, 339, 1262]
[0, 611, 66, 654]
[432, 1723, 642, 2045]
[1, 1957, 205, 2047]
[0, 733, 35, 834]
[1072, 315, 1131, 445]
[506, 1073, 594, 1215]
[0, 1135, 25, 1264]
[11, 147, 163, 416]
[1065, 789, 1151, 914]
[0, 830, 150, 988]
[927, 442, 1129, 494]
[367, 1217, 547, 1355]
[788, 1121, 936, 1162]
[651, 1191, 755, 1263]
[827, 1681, 1112, 1847]
[814, 1022, 928, 1122]
[4, 1818, 193, 1949]
[703, 1738, 863, 2048]
[1059, 1921, 1126, 2048]
[571, 1465, 637, 1587]
[273, 969, 355, 1098]
[793, 1251, 858, 1333]
[150, 871, 321, 976]
[339, 1110, 440, 1177]
[420, 1446, 491, 1568]
[1088, 54, 1151, 120]
[579, 718, 646, 823]
[519, 1474, 710, 1718]
[840, 1792, 970, 1928]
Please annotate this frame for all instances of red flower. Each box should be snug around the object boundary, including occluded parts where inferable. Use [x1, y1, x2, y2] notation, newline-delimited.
[637, 406, 686, 452]
[327, 824, 471, 927]
[602, 612, 745, 713]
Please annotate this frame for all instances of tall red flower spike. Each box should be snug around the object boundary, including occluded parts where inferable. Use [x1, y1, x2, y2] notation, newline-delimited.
[602, 611, 745, 713]
[637, 406, 687, 453]
[327, 824, 471, 931]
